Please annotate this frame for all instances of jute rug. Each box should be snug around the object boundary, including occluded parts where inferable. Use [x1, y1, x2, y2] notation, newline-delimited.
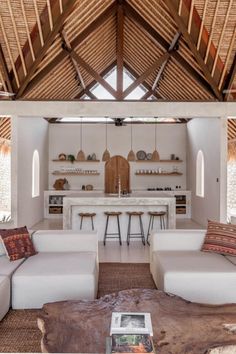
[0, 263, 155, 353]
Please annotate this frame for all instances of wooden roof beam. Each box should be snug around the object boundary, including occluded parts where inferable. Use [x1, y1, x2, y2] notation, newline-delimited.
[20, 3, 117, 98]
[63, 47, 118, 99]
[61, 30, 85, 90]
[165, 0, 223, 101]
[123, 1, 215, 100]
[116, 1, 124, 99]
[223, 54, 236, 101]
[16, 0, 77, 98]
[0, 44, 13, 94]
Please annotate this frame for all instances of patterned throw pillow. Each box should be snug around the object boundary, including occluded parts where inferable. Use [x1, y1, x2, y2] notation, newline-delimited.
[201, 220, 236, 256]
[0, 226, 37, 261]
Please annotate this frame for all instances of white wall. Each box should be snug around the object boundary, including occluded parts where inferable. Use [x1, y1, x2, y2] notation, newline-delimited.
[187, 118, 227, 226]
[49, 123, 187, 191]
[15, 117, 49, 227]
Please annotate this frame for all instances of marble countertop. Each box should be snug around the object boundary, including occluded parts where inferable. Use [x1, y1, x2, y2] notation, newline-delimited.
[64, 192, 174, 199]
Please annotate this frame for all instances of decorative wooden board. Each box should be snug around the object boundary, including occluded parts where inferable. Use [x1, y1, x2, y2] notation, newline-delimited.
[38, 289, 236, 354]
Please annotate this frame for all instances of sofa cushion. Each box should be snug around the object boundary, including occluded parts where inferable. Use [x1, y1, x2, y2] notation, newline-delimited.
[202, 220, 236, 256]
[12, 252, 98, 309]
[0, 255, 25, 277]
[0, 226, 37, 261]
[0, 275, 10, 320]
[152, 251, 236, 304]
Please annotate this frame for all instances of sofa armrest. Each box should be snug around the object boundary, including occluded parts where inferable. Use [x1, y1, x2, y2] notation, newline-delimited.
[150, 230, 206, 254]
[32, 230, 98, 254]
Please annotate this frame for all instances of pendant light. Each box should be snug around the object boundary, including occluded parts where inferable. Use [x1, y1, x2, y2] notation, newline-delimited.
[102, 117, 110, 161]
[152, 117, 160, 161]
[127, 117, 135, 161]
[77, 117, 85, 161]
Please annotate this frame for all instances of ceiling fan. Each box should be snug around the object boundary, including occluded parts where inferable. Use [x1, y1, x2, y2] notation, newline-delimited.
[0, 91, 15, 97]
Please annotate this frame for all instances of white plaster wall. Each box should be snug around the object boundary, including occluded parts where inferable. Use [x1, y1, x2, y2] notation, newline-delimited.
[49, 123, 187, 191]
[16, 117, 49, 227]
[187, 118, 226, 226]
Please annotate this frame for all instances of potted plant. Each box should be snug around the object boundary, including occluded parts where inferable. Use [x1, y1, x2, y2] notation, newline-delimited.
[67, 154, 75, 163]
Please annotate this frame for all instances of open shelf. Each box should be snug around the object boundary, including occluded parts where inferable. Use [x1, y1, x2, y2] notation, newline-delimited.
[52, 159, 100, 162]
[135, 172, 183, 176]
[135, 160, 183, 163]
[52, 172, 100, 176]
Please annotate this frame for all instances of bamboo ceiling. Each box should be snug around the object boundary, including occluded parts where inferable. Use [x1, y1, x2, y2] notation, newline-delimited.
[0, 0, 235, 101]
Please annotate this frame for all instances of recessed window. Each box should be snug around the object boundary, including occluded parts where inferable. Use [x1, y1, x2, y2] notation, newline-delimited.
[196, 150, 204, 197]
[32, 150, 40, 198]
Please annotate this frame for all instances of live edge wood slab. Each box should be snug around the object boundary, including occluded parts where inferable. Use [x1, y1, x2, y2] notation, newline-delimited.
[38, 289, 236, 354]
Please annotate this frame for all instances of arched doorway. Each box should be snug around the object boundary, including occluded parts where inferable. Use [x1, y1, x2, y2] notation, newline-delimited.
[105, 155, 130, 194]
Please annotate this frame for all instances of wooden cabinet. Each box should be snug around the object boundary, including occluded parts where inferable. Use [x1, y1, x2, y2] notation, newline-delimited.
[105, 155, 130, 194]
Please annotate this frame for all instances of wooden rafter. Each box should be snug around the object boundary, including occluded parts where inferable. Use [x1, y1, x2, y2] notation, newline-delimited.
[20, 2, 117, 98]
[122, 52, 170, 98]
[223, 54, 236, 101]
[16, 0, 77, 98]
[117, 1, 124, 99]
[165, 0, 223, 101]
[123, 1, 215, 99]
[20, 0, 35, 62]
[64, 47, 118, 99]
[204, 0, 220, 65]
[0, 44, 13, 93]
[219, 26, 236, 90]
[61, 30, 85, 90]
[196, 0, 208, 50]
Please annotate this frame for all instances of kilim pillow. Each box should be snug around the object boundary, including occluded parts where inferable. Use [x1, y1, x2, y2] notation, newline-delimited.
[0, 226, 37, 261]
[201, 220, 236, 256]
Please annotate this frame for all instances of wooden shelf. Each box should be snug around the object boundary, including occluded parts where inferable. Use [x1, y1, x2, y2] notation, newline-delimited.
[135, 172, 183, 176]
[135, 160, 183, 163]
[52, 159, 100, 162]
[52, 172, 100, 176]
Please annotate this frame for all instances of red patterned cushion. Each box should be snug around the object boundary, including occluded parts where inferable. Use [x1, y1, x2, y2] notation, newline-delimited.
[202, 220, 236, 256]
[0, 226, 37, 261]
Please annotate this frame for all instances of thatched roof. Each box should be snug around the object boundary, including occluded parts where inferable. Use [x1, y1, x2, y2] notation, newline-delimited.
[0, 0, 235, 101]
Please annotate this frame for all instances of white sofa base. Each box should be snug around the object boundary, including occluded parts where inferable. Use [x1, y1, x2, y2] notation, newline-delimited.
[0, 276, 10, 320]
[12, 251, 98, 309]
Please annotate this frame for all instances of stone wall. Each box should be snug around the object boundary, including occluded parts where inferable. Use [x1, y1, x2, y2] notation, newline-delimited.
[227, 161, 236, 220]
[0, 152, 11, 214]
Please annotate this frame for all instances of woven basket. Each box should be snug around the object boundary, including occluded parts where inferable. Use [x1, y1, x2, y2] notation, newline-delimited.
[127, 150, 136, 161]
[77, 150, 85, 161]
[102, 149, 110, 161]
[151, 150, 160, 161]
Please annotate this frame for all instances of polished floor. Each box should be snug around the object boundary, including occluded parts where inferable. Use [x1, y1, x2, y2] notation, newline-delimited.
[31, 218, 204, 263]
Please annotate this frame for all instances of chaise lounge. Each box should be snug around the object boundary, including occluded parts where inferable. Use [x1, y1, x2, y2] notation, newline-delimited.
[150, 230, 236, 304]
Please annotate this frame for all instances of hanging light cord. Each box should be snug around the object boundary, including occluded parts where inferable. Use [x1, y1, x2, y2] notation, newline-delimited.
[105, 118, 108, 149]
[155, 117, 157, 149]
[80, 117, 82, 150]
[131, 119, 133, 150]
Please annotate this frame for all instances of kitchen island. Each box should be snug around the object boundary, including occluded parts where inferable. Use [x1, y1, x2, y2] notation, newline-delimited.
[63, 192, 176, 241]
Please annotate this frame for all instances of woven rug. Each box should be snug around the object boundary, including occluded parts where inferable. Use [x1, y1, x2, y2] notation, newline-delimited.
[0, 263, 156, 353]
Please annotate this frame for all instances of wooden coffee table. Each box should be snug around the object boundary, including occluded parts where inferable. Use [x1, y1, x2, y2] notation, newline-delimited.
[38, 289, 236, 353]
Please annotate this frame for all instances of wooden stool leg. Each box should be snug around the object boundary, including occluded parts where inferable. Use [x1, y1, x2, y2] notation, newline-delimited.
[80, 216, 83, 230]
[127, 215, 131, 246]
[103, 215, 109, 246]
[91, 216, 94, 230]
[147, 215, 152, 245]
[139, 215, 145, 245]
[163, 215, 166, 229]
[151, 215, 154, 229]
[117, 215, 122, 246]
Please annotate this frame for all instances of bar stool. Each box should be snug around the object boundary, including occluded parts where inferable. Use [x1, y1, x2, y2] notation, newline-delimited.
[146, 211, 166, 245]
[78, 213, 96, 230]
[126, 211, 145, 246]
[103, 212, 122, 246]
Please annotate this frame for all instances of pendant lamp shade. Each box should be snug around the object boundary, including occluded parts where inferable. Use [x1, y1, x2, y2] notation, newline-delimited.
[102, 118, 110, 161]
[77, 118, 85, 161]
[127, 118, 135, 161]
[152, 118, 160, 161]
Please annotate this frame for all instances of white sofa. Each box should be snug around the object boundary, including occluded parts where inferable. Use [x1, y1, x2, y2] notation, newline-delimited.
[150, 230, 236, 305]
[0, 230, 99, 314]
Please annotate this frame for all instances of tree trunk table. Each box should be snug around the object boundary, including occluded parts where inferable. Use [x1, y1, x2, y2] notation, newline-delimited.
[38, 289, 236, 353]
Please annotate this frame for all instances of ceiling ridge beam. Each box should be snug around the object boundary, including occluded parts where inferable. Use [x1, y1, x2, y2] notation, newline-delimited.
[223, 54, 236, 101]
[63, 47, 118, 99]
[116, 1, 124, 99]
[19, 2, 117, 98]
[165, 0, 223, 101]
[123, 1, 215, 99]
[16, 0, 77, 98]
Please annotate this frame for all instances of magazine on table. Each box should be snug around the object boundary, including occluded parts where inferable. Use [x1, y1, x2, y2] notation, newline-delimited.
[110, 312, 153, 336]
[110, 333, 155, 354]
